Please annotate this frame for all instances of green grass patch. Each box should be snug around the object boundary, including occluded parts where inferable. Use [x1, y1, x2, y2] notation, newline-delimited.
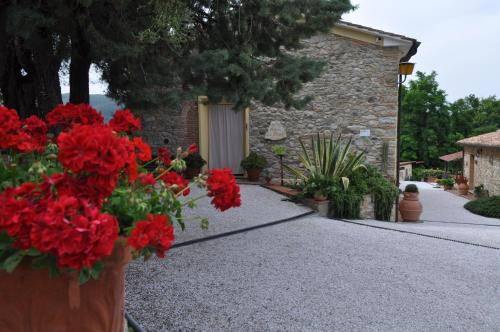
[464, 196, 500, 219]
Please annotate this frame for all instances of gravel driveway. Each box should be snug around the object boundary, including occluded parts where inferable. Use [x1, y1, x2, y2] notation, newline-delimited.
[352, 181, 500, 248]
[126, 185, 500, 331]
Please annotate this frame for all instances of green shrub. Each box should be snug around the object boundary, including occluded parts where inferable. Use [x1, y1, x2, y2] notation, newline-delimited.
[421, 168, 445, 179]
[439, 178, 454, 187]
[303, 175, 336, 198]
[328, 186, 363, 219]
[404, 184, 419, 193]
[411, 167, 425, 181]
[284, 132, 365, 190]
[474, 184, 489, 198]
[184, 153, 206, 169]
[464, 196, 500, 219]
[241, 152, 267, 170]
[349, 166, 398, 221]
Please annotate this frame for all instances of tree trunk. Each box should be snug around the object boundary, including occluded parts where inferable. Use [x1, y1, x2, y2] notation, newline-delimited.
[69, 27, 91, 104]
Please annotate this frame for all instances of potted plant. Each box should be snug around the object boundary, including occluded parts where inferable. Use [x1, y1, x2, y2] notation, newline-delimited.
[241, 152, 267, 182]
[399, 184, 423, 222]
[458, 177, 469, 195]
[183, 152, 206, 179]
[440, 178, 454, 190]
[0, 105, 241, 331]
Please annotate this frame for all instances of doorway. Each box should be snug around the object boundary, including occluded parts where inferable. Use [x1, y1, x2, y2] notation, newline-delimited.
[208, 104, 245, 174]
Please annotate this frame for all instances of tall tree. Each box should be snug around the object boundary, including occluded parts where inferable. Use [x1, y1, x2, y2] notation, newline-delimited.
[401, 71, 450, 166]
[0, 0, 354, 117]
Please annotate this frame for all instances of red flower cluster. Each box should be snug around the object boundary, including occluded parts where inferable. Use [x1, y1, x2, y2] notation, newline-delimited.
[188, 144, 197, 154]
[158, 147, 171, 166]
[58, 124, 129, 176]
[127, 214, 174, 258]
[0, 106, 47, 152]
[109, 109, 141, 133]
[206, 168, 241, 211]
[47, 103, 104, 131]
[160, 171, 190, 196]
[0, 183, 118, 270]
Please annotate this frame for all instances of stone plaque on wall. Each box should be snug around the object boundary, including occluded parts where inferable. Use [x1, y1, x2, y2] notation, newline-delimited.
[265, 121, 287, 141]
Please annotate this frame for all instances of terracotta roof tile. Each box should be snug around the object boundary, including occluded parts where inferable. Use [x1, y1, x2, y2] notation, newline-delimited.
[456, 131, 500, 148]
[439, 151, 463, 162]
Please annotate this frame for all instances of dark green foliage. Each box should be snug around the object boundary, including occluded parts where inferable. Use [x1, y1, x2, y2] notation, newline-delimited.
[421, 168, 445, 179]
[438, 178, 454, 187]
[184, 153, 206, 169]
[404, 184, 419, 193]
[464, 196, 500, 219]
[473, 185, 489, 199]
[302, 175, 336, 197]
[241, 152, 267, 170]
[1, 0, 354, 117]
[328, 186, 362, 219]
[401, 71, 500, 168]
[349, 165, 398, 221]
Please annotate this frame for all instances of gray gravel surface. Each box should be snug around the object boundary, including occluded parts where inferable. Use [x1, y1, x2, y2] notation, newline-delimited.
[351, 181, 500, 248]
[174, 184, 310, 243]
[400, 181, 499, 226]
[126, 185, 500, 332]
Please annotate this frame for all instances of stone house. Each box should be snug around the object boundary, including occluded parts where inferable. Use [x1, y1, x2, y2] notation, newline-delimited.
[457, 130, 500, 196]
[140, 22, 420, 179]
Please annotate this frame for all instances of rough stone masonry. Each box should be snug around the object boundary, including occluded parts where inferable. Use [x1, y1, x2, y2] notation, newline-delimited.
[249, 33, 403, 179]
[139, 32, 405, 179]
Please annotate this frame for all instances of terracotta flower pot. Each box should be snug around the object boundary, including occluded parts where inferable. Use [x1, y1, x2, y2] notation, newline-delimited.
[246, 168, 261, 182]
[184, 167, 201, 180]
[0, 240, 131, 332]
[399, 192, 423, 222]
[313, 191, 328, 201]
[458, 182, 469, 195]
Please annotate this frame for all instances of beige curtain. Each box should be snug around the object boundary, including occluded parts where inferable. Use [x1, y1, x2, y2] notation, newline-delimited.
[209, 104, 244, 174]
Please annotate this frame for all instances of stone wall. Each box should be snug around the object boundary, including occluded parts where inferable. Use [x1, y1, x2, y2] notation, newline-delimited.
[139, 102, 199, 155]
[249, 34, 403, 180]
[463, 146, 500, 196]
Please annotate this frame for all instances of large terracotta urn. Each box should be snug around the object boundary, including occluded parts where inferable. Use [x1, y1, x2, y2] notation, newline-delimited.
[0, 240, 131, 332]
[458, 182, 469, 195]
[399, 192, 423, 222]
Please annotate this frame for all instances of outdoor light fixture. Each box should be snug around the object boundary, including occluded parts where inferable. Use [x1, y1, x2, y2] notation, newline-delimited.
[399, 62, 415, 76]
[395, 62, 415, 222]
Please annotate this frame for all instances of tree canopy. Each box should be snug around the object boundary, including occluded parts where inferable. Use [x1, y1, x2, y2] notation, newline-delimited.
[0, 0, 354, 117]
[401, 71, 500, 167]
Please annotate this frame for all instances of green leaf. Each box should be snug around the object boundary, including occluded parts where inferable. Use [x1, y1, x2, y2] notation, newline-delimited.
[89, 262, 104, 280]
[3, 251, 24, 273]
[79, 268, 91, 285]
[25, 248, 41, 257]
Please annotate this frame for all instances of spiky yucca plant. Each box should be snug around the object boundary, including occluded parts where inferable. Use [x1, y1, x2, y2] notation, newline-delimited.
[285, 132, 366, 189]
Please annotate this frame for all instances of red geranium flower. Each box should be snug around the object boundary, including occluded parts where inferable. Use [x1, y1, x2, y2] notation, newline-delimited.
[206, 168, 241, 211]
[30, 196, 118, 270]
[127, 214, 174, 258]
[138, 173, 156, 186]
[158, 147, 171, 166]
[160, 171, 190, 196]
[188, 144, 197, 154]
[109, 109, 141, 133]
[132, 137, 152, 162]
[19, 116, 48, 152]
[47, 103, 104, 131]
[0, 106, 21, 149]
[57, 124, 130, 177]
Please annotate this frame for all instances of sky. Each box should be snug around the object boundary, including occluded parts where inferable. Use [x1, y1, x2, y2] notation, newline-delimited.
[63, 1, 500, 102]
[344, 0, 500, 101]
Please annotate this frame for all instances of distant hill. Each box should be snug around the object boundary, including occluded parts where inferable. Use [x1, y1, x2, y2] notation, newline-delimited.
[62, 93, 121, 121]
